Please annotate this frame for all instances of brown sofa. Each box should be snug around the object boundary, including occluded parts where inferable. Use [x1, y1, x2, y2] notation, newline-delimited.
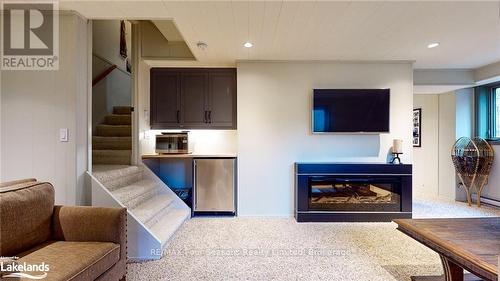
[0, 179, 127, 280]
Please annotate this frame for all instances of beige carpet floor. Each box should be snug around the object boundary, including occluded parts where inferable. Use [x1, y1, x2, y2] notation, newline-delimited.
[127, 194, 500, 281]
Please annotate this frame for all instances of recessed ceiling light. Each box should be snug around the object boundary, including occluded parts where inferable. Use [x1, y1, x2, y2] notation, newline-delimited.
[427, 43, 440, 49]
[244, 42, 253, 48]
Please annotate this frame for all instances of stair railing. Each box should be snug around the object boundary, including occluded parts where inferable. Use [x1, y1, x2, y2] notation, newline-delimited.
[92, 64, 117, 86]
[92, 53, 130, 87]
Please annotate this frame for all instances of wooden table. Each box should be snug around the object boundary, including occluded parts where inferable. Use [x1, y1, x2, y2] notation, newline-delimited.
[394, 218, 499, 281]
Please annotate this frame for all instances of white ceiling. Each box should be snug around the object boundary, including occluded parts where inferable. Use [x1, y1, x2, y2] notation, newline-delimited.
[61, 0, 500, 69]
[151, 20, 184, 42]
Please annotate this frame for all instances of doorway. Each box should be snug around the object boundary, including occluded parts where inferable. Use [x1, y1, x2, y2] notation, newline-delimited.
[91, 20, 134, 166]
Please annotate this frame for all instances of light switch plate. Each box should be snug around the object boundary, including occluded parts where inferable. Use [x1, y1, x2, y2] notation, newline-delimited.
[59, 128, 68, 142]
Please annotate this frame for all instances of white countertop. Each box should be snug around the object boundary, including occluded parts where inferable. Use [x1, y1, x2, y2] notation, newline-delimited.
[142, 153, 237, 159]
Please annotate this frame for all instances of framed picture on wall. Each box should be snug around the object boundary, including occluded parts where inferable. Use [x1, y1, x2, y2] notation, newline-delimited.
[413, 108, 422, 147]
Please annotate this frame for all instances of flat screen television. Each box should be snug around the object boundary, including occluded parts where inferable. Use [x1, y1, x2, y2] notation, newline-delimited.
[312, 89, 390, 133]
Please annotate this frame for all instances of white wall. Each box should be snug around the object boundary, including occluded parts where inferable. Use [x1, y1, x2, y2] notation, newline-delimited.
[454, 88, 474, 201]
[138, 59, 151, 156]
[437, 92, 457, 199]
[1, 13, 90, 205]
[92, 20, 131, 71]
[439, 89, 474, 201]
[413, 95, 439, 196]
[413, 89, 474, 201]
[92, 57, 131, 131]
[455, 88, 474, 138]
[237, 61, 414, 216]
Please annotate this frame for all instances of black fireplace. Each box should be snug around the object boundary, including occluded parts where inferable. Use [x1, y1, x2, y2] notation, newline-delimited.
[295, 163, 412, 222]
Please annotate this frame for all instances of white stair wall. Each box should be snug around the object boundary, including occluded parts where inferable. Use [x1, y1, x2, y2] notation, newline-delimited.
[141, 165, 191, 249]
[88, 164, 190, 260]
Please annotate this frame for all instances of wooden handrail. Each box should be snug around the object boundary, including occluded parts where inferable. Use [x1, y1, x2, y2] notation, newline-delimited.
[92, 65, 117, 86]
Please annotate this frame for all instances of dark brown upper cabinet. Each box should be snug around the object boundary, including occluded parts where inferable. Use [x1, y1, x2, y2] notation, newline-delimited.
[181, 71, 208, 127]
[150, 68, 236, 129]
[208, 71, 237, 128]
[150, 69, 180, 128]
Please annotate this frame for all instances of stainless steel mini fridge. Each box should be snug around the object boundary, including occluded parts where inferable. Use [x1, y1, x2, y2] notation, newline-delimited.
[193, 158, 236, 214]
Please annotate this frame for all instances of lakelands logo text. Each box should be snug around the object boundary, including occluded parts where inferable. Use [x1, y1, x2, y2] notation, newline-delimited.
[1, 1, 59, 70]
[0, 258, 50, 279]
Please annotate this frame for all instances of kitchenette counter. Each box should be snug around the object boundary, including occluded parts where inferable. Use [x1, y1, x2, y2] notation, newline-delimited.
[142, 153, 237, 159]
[142, 153, 238, 216]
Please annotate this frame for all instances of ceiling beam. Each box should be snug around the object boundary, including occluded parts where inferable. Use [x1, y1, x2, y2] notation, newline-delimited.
[413, 69, 475, 94]
[414, 69, 475, 86]
[474, 61, 500, 85]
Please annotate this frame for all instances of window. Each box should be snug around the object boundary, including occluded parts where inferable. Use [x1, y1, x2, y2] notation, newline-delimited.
[475, 83, 500, 140]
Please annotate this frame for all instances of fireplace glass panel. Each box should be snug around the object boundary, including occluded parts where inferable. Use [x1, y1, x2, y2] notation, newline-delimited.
[308, 177, 401, 212]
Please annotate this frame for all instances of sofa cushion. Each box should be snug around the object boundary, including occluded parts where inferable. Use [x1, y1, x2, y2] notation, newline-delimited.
[0, 180, 54, 256]
[17, 241, 120, 281]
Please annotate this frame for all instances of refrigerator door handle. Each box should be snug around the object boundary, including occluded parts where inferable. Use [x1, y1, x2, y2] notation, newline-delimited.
[193, 160, 197, 210]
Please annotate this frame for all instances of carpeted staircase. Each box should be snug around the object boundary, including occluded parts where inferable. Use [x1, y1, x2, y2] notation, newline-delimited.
[91, 106, 190, 254]
[92, 164, 191, 250]
[93, 106, 132, 165]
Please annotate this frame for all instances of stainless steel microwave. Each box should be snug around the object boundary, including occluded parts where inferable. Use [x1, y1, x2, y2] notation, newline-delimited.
[156, 132, 191, 154]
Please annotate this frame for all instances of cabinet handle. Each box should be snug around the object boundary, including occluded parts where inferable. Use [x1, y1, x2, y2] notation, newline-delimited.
[176, 110, 180, 123]
[204, 110, 208, 123]
[208, 111, 212, 123]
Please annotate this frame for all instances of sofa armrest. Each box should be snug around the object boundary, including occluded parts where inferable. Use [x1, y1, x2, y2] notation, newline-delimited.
[52, 206, 126, 250]
[52, 206, 127, 278]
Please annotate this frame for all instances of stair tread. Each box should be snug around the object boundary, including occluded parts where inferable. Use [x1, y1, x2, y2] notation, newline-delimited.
[105, 114, 131, 125]
[111, 179, 163, 204]
[149, 204, 190, 246]
[92, 165, 142, 182]
[93, 136, 132, 140]
[131, 193, 177, 225]
[92, 149, 131, 154]
[92, 150, 131, 165]
[113, 106, 133, 115]
[106, 114, 131, 117]
[92, 136, 132, 150]
[96, 124, 131, 128]
[95, 125, 131, 137]
[92, 150, 132, 162]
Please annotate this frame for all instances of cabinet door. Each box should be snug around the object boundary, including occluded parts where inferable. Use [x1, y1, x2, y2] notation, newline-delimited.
[150, 69, 181, 129]
[207, 70, 236, 129]
[181, 72, 208, 127]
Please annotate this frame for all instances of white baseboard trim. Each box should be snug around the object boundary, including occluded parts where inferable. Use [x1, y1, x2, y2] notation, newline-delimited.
[471, 194, 500, 207]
